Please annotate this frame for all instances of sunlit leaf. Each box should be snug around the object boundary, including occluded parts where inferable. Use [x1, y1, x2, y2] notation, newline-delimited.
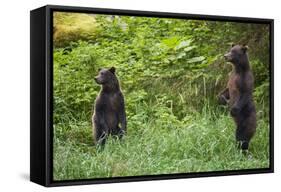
[187, 56, 205, 63]
[175, 39, 192, 50]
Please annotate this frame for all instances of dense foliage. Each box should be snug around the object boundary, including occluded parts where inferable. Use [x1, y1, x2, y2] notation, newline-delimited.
[53, 12, 270, 180]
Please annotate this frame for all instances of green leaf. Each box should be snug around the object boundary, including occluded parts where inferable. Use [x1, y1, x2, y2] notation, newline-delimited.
[184, 46, 196, 52]
[187, 56, 205, 63]
[161, 36, 180, 49]
[176, 52, 186, 59]
[175, 40, 192, 50]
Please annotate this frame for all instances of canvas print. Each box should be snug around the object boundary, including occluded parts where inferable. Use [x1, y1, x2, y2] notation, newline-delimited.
[52, 11, 271, 181]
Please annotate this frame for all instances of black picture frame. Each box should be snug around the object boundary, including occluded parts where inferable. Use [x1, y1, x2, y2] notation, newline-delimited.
[30, 4, 274, 187]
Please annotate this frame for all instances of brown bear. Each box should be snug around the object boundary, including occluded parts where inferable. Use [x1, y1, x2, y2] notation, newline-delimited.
[92, 67, 127, 146]
[218, 44, 256, 151]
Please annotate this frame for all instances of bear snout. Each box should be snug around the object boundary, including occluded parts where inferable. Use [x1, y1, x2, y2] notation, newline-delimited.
[224, 53, 231, 61]
[94, 77, 100, 84]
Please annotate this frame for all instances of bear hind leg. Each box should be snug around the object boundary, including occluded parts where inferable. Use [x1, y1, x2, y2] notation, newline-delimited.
[235, 126, 250, 151]
[236, 140, 249, 150]
[93, 120, 108, 146]
[112, 126, 125, 140]
[235, 113, 256, 151]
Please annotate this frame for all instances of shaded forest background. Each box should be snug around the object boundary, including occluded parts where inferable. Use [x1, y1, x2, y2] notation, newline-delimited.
[53, 12, 270, 180]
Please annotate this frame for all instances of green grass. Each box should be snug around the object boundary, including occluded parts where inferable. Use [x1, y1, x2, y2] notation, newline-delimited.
[53, 103, 270, 181]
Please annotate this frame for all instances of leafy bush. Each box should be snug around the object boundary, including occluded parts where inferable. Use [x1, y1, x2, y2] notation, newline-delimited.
[53, 41, 100, 122]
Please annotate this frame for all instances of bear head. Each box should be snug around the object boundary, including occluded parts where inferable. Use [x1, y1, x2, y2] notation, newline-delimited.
[94, 67, 116, 85]
[224, 44, 249, 67]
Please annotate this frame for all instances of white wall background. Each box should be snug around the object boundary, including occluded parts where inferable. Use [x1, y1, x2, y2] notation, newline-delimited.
[0, 0, 279, 191]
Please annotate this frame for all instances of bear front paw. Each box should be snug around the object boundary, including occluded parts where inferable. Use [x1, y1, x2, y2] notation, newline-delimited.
[230, 106, 240, 116]
[218, 95, 228, 105]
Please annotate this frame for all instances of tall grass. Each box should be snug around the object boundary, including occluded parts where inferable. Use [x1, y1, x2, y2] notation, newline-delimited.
[53, 101, 269, 180]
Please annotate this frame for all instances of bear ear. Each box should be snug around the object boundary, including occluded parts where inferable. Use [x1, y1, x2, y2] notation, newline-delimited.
[98, 68, 102, 71]
[231, 43, 235, 47]
[109, 67, 116, 74]
[242, 44, 249, 53]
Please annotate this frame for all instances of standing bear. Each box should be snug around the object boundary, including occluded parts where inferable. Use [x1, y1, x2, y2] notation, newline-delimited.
[218, 44, 256, 151]
[92, 67, 127, 146]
